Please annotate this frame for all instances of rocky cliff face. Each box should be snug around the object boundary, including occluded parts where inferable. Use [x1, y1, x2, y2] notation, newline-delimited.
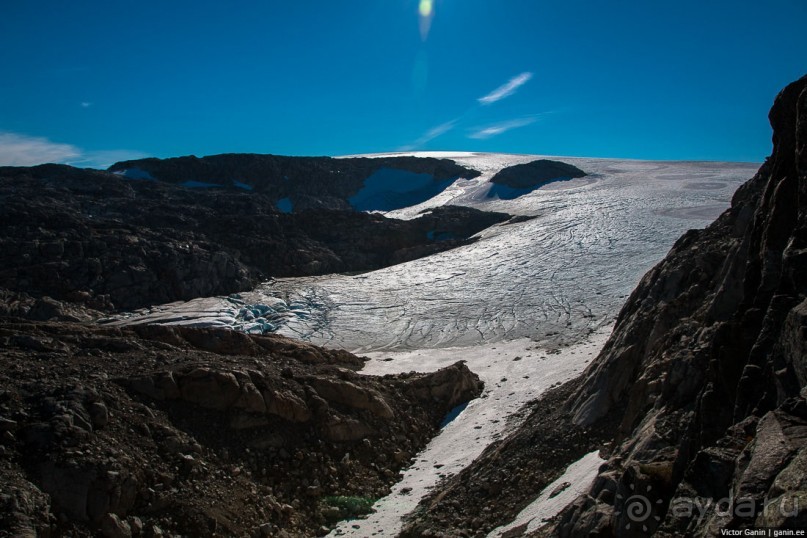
[401, 76, 807, 537]
[552, 74, 807, 538]
[0, 164, 509, 313]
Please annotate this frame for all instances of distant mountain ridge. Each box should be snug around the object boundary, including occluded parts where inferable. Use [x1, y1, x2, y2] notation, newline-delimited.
[0, 162, 509, 313]
[108, 153, 482, 212]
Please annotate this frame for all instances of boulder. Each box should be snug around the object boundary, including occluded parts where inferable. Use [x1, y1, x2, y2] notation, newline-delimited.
[178, 368, 241, 410]
[306, 377, 394, 418]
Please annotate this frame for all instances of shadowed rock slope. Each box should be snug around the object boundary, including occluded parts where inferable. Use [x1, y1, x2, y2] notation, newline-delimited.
[0, 321, 482, 537]
[0, 164, 509, 313]
[402, 75, 807, 537]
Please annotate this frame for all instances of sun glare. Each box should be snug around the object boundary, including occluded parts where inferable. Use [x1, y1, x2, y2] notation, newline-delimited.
[418, 0, 434, 40]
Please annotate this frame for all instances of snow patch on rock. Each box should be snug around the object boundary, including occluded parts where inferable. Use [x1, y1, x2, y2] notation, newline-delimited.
[114, 167, 155, 180]
[487, 450, 605, 537]
[328, 329, 609, 537]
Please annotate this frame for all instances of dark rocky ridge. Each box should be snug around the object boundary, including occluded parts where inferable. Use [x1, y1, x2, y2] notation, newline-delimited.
[0, 320, 482, 537]
[108, 154, 481, 211]
[489, 159, 587, 189]
[0, 163, 509, 313]
[401, 76, 807, 536]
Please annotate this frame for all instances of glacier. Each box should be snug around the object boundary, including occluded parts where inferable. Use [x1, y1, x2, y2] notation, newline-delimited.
[105, 152, 758, 535]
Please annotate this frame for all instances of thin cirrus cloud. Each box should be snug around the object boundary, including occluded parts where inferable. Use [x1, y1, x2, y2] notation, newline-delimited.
[402, 70, 536, 150]
[478, 72, 534, 105]
[468, 117, 538, 140]
[0, 131, 147, 169]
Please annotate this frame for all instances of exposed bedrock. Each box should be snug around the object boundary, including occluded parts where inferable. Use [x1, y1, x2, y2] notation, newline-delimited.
[401, 75, 807, 537]
[489, 159, 587, 190]
[0, 321, 482, 536]
[485, 159, 588, 200]
[552, 73, 807, 537]
[108, 153, 481, 211]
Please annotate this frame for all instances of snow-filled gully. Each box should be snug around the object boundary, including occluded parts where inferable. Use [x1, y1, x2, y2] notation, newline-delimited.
[107, 153, 758, 536]
[329, 330, 609, 537]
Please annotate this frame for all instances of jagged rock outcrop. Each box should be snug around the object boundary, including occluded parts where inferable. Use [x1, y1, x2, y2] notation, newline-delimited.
[0, 164, 509, 312]
[0, 320, 482, 537]
[549, 73, 807, 538]
[401, 76, 807, 537]
[108, 153, 481, 211]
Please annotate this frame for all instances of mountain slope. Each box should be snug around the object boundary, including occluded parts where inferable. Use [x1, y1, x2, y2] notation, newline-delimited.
[555, 73, 807, 537]
[401, 75, 807, 536]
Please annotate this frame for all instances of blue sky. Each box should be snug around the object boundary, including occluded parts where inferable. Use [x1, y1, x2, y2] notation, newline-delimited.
[0, 1, 805, 167]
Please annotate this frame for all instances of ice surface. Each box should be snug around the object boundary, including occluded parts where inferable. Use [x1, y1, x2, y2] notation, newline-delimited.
[487, 450, 605, 537]
[101, 292, 311, 334]
[111, 154, 756, 351]
[348, 167, 457, 212]
[180, 180, 222, 188]
[267, 154, 757, 352]
[233, 180, 253, 191]
[485, 175, 579, 200]
[276, 197, 293, 213]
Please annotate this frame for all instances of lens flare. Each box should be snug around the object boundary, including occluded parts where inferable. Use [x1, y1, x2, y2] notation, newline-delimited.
[418, 0, 434, 40]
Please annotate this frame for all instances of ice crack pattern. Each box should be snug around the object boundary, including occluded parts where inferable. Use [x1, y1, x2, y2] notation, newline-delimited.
[107, 153, 757, 355]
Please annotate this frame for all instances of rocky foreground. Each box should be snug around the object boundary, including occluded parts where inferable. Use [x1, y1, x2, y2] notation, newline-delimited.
[0, 320, 482, 537]
[400, 78, 807, 536]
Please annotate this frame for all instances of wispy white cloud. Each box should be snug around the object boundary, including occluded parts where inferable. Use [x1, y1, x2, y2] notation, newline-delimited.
[0, 132, 82, 166]
[80, 101, 92, 108]
[399, 119, 457, 151]
[478, 72, 533, 105]
[468, 117, 537, 140]
[0, 131, 147, 169]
